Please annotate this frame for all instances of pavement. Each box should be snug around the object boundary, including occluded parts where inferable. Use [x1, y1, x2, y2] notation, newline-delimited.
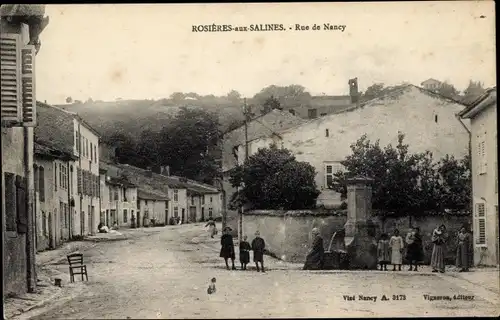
[4, 223, 499, 319]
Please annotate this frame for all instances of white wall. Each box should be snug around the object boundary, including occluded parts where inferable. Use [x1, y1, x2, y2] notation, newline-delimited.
[169, 188, 188, 222]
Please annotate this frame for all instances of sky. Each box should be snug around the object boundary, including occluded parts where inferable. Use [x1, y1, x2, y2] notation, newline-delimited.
[36, 2, 496, 104]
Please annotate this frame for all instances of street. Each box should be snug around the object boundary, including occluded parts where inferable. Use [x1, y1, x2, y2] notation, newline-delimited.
[20, 223, 499, 319]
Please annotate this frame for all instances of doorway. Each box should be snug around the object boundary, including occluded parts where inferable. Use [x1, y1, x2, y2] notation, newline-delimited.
[48, 212, 54, 249]
[189, 206, 196, 223]
[181, 208, 185, 224]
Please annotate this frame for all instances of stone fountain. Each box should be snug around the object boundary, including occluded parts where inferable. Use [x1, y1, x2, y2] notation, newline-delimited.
[324, 176, 378, 270]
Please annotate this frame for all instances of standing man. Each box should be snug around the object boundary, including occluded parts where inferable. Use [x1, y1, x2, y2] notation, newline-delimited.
[251, 231, 266, 272]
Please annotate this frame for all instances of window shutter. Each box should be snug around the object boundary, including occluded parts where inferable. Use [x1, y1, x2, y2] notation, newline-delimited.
[1, 33, 22, 125]
[54, 163, 57, 191]
[77, 167, 82, 194]
[21, 45, 36, 126]
[16, 175, 28, 234]
[4, 172, 17, 231]
[475, 203, 486, 246]
[39, 166, 45, 202]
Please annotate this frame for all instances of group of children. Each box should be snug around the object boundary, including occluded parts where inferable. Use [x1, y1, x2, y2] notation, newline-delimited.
[377, 227, 424, 271]
[218, 226, 267, 272]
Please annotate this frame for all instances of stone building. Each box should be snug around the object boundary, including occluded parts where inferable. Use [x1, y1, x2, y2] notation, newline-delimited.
[236, 84, 470, 208]
[1, 4, 48, 297]
[459, 87, 498, 266]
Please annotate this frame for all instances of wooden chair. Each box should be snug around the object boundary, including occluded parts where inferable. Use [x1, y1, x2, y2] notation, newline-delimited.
[67, 253, 88, 282]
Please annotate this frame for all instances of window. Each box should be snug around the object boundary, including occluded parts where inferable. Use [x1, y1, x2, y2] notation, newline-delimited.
[4, 172, 17, 231]
[434, 115, 438, 123]
[137, 201, 141, 209]
[60, 201, 64, 227]
[75, 131, 80, 153]
[477, 130, 487, 175]
[114, 190, 119, 201]
[145, 200, 148, 205]
[54, 163, 58, 191]
[191, 196, 195, 206]
[39, 166, 45, 202]
[475, 203, 486, 246]
[90, 142, 93, 161]
[94, 145, 97, 163]
[324, 162, 345, 188]
[174, 189, 178, 202]
[123, 209, 128, 223]
[208, 208, 213, 218]
[325, 129, 329, 137]
[202, 196, 205, 205]
[123, 189, 127, 202]
[308, 109, 317, 119]
[174, 207, 179, 217]
[59, 163, 63, 188]
[42, 211, 47, 236]
[210, 196, 213, 203]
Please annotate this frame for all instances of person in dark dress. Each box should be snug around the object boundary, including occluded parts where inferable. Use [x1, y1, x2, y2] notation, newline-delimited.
[239, 235, 251, 270]
[406, 227, 424, 271]
[251, 231, 266, 272]
[456, 226, 472, 272]
[220, 227, 236, 270]
[303, 228, 325, 270]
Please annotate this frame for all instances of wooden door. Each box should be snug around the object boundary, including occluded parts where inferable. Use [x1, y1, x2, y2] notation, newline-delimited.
[189, 206, 196, 223]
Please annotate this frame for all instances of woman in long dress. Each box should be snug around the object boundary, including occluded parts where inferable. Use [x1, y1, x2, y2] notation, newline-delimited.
[303, 228, 325, 270]
[377, 233, 391, 271]
[389, 229, 404, 271]
[431, 224, 447, 273]
[220, 227, 236, 270]
[456, 226, 471, 272]
[406, 227, 423, 271]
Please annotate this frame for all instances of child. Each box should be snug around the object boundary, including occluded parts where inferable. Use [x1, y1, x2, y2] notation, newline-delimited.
[389, 229, 404, 271]
[251, 231, 266, 272]
[377, 233, 390, 271]
[207, 277, 216, 294]
[239, 235, 251, 270]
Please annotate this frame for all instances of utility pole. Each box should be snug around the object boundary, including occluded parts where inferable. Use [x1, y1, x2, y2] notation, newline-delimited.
[239, 98, 249, 240]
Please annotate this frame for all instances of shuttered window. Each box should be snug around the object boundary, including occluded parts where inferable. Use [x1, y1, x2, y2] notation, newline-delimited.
[475, 203, 487, 246]
[16, 176, 28, 234]
[4, 172, 17, 231]
[325, 162, 345, 188]
[20, 45, 36, 126]
[39, 166, 45, 202]
[1, 33, 22, 125]
[77, 167, 82, 194]
[54, 163, 57, 191]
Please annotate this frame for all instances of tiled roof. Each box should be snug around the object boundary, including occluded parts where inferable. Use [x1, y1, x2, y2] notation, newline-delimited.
[137, 189, 169, 201]
[35, 102, 76, 154]
[34, 140, 77, 161]
[222, 109, 306, 171]
[106, 176, 136, 188]
[115, 164, 219, 195]
[458, 87, 497, 118]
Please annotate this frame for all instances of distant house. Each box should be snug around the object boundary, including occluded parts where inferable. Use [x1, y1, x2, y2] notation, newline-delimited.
[34, 141, 78, 251]
[221, 109, 306, 231]
[114, 164, 221, 224]
[421, 78, 442, 91]
[285, 78, 360, 120]
[99, 166, 138, 229]
[459, 87, 498, 267]
[35, 102, 101, 237]
[137, 189, 169, 226]
[237, 84, 470, 208]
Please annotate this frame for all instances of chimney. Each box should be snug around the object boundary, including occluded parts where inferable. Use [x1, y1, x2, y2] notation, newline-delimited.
[348, 77, 359, 104]
[145, 167, 153, 177]
[160, 166, 170, 176]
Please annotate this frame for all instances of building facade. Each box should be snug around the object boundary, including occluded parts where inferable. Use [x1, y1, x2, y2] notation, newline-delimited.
[421, 78, 442, 91]
[237, 85, 470, 208]
[1, 5, 48, 297]
[34, 141, 77, 251]
[35, 102, 101, 238]
[459, 88, 498, 267]
[137, 189, 169, 226]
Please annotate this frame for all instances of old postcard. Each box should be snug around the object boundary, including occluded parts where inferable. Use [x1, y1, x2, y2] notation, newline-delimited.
[1, 2, 498, 319]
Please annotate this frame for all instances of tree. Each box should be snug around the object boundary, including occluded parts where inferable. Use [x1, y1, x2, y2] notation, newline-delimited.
[153, 107, 221, 183]
[66, 96, 73, 104]
[261, 95, 281, 115]
[253, 84, 312, 108]
[229, 145, 320, 210]
[170, 92, 185, 101]
[360, 83, 385, 102]
[463, 80, 486, 101]
[227, 90, 242, 102]
[436, 81, 460, 99]
[331, 133, 471, 216]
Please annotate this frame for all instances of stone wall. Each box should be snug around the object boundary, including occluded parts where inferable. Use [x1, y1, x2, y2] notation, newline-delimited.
[243, 210, 471, 264]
